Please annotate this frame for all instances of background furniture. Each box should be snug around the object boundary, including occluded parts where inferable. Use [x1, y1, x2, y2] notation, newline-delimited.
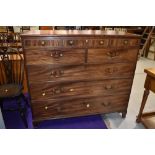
[137, 68, 155, 128]
[0, 48, 29, 128]
[21, 30, 140, 125]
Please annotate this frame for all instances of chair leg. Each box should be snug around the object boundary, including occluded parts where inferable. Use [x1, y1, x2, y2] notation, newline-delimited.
[16, 95, 28, 128]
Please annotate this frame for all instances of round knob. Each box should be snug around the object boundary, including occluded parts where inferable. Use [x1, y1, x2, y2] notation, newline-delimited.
[5, 89, 8, 93]
[70, 88, 74, 92]
[56, 107, 61, 112]
[102, 102, 110, 107]
[124, 40, 128, 45]
[105, 85, 112, 90]
[100, 40, 104, 45]
[50, 53, 53, 57]
[60, 70, 64, 75]
[69, 40, 74, 45]
[42, 92, 46, 96]
[85, 39, 88, 43]
[41, 41, 45, 46]
[54, 89, 61, 94]
[86, 104, 90, 108]
[44, 106, 48, 110]
[60, 53, 63, 57]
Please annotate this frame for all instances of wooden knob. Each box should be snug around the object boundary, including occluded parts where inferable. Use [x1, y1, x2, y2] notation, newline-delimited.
[69, 88, 74, 92]
[5, 89, 8, 93]
[45, 106, 48, 110]
[60, 70, 64, 75]
[60, 53, 63, 57]
[105, 85, 112, 90]
[100, 40, 104, 45]
[69, 40, 74, 45]
[124, 40, 128, 45]
[41, 41, 45, 46]
[54, 89, 61, 94]
[86, 104, 90, 108]
[56, 107, 61, 112]
[102, 102, 110, 107]
[42, 92, 46, 96]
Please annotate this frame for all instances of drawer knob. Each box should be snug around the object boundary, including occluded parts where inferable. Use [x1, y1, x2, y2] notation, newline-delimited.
[124, 40, 128, 45]
[99, 40, 104, 45]
[106, 51, 119, 57]
[44, 106, 48, 110]
[42, 92, 46, 96]
[69, 88, 74, 92]
[102, 102, 110, 107]
[85, 39, 89, 43]
[51, 70, 64, 78]
[56, 107, 61, 112]
[54, 88, 61, 94]
[105, 85, 113, 90]
[51, 51, 63, 58]
[68, 40, 74, 45]
[86, 104, 90, 108]
[41, 41, 45, 46]
[105, 67, 118, 74]
[5, 89, 8, 93]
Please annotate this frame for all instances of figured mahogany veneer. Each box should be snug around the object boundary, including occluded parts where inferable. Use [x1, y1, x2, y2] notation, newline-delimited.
[21, 30, 141, 124]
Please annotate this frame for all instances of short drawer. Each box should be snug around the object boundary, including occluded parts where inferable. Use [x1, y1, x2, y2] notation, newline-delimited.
[27, 63, 135, 83]
[31, 95, 129, 121]
[29, 79, 133, 100]
[116, 38, 140, 47]
[25, 49, 85, 65]
[88, 48, 138, 63]
[23, 39, 63, 49]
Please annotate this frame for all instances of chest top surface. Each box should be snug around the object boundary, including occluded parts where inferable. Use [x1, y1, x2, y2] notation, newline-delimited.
[21, 30, 141, 38]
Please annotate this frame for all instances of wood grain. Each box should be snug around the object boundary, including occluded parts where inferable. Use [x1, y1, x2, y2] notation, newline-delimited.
[21, 30, 140, 122]
[29, 79, 133, 100]
[31, 94, 129, 122]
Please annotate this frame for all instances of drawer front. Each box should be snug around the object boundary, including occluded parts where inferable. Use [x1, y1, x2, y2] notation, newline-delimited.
[88, 48, 138, 63]
[23, 38, 139, 49]
[24, 39, 63, 49]
[31, 95, 129, 121]
[27, 63, 135, 83]
[29, 79, 133, 100]
[85, 63, 135, 80]
[25, 49, 85, 65]
[117, 38, 140, 47]
[23, 37, 109, 49]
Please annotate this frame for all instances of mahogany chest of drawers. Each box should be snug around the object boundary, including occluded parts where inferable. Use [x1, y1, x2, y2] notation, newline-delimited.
[21, 30, 141, 124]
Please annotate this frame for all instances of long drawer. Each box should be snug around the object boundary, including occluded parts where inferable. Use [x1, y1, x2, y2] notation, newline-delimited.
[24, 49, 85, 65]
[31, 95, 129, 121]
[88, 48, 138, 63]
[29, 79, 133, 100]
[27, 63, 135, 83]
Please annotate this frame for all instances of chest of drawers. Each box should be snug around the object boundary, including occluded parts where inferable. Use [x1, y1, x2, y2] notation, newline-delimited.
[21, 30, 141, 124]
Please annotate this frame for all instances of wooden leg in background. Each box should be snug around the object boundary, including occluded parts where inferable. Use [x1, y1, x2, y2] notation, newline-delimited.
[136, 89, 150, 123]
[122, 111, 127, 118]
